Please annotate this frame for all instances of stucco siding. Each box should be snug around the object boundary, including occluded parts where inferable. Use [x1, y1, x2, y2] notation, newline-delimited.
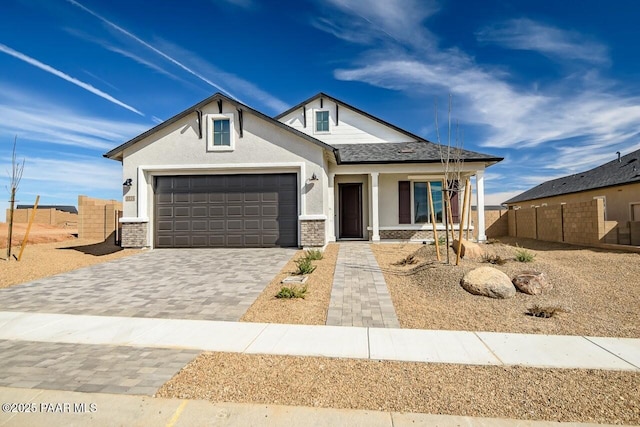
[121, 101, 326, 223]
[278, 98, 414, 145]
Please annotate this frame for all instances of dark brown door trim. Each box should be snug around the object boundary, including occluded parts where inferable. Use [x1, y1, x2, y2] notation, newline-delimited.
[339, 183, 363, 239]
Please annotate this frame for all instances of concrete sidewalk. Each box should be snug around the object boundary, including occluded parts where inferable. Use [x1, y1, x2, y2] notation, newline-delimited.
[0, 387, 620, 427]
[1, 311, 638, 371]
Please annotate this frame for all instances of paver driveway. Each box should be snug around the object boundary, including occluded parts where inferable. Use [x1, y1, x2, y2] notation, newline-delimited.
[0, 248, 296, 321]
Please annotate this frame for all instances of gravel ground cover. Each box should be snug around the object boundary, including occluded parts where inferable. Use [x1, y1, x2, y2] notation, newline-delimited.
[157, 352, 640, 425]
[1, 239, 142, 289]
[371, 237, 640, 338]
[0, 222, 77, 248]
[241, 244, 338, 324]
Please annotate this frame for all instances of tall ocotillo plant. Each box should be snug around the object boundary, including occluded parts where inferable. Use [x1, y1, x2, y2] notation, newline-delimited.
[6, 136, 25, 260]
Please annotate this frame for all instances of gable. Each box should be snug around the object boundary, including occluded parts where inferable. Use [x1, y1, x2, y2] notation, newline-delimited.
[276, 93, 420, 145]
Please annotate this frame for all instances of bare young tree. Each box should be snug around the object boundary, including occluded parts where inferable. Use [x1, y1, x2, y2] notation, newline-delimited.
[434, 95, 465, 264]
[6, 136, 25, 260]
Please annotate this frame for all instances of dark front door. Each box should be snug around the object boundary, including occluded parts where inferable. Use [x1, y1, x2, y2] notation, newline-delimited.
[339, 183, 362, 238]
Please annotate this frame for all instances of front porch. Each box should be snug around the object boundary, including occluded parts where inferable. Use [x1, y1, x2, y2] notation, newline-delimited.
[326, 166, 488, 244]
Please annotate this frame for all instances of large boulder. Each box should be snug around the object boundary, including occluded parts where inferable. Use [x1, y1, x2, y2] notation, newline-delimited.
[452, 239, 484, 260]
[512, 271, 551, 295]
[461, 266, 516, 299]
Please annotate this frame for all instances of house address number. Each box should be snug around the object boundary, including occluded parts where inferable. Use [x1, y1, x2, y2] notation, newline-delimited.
[125, 196, 135, 201]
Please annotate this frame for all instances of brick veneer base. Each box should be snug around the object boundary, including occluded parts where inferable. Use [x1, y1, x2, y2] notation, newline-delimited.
[301, 219, 325, 247]
[380, 230, 437, 240]
[121, 222, 148, 248]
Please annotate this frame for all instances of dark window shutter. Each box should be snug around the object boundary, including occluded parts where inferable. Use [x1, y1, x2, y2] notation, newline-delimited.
[449, 180, 460, 223]
[399, 181, 411, 224]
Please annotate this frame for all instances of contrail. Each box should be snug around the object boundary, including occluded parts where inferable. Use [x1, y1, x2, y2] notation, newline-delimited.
[66, 0, 235, 97]
[0, 43, 144, 116]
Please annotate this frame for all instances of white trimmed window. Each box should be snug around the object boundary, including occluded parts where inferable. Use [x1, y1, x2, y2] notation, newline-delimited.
[207, 113, 235, 151]
[315, 110, 330, 133]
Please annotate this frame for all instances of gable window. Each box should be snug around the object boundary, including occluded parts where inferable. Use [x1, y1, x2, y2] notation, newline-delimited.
[315, 110, 329, 133]
[213, 119, 230, 146]
[207, 113, 235, 151]
[413, 181, 443, 223]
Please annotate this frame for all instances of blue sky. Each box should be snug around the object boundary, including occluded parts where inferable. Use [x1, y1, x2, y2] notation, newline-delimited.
[2, 0, 640, 220]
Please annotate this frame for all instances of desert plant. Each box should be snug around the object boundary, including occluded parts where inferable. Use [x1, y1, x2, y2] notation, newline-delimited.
[305, 249, 323, 260]
[514, 246, 535, 263]
[526, 304, 565, 319]
[430, 236, 446, 246]
[294, 257, 316, 275]
[276, 285, 308, 299]
[482, 254, 507, 265]
[392, 254, 418, 266]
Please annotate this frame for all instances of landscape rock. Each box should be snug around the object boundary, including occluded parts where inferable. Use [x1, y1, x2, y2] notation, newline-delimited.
[452, 239, 484, 260]
[513, 271, 551, 295]
[461, 266, 516, 299]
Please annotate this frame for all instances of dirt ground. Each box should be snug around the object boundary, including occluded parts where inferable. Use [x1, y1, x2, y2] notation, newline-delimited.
[0, 222, 77, 249]
[157, 352, 640, 425]
[241, 244, 338, 324]
[0, 224, 140, 288]
[371, 237, 640, 338]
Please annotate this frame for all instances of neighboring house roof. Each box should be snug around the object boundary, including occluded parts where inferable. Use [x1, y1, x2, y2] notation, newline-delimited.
[505, 148, 640, 204]
[16, 205, 78, 214]
[333, 142, 502, 165]
[276, 92, 434, 144]
[103, 92, 336, 161]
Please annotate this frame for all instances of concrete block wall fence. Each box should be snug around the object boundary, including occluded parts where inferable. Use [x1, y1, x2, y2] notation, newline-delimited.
[78, 195, 123, 242]
[5, 208, 77, 228]
[506, 199, 633, 246]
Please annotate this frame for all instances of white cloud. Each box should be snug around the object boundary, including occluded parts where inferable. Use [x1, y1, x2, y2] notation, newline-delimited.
[0, 84, 147, 150]
[476, 18, 609, 65]
[0, 43, 143, 116]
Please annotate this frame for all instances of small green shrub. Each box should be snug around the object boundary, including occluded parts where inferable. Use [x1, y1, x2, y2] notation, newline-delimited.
[305, 249, 323, 260]
[276, 285, 308, 299]
[430, 236, 446, 246]
[294, 257, 316, 275]
[482, 254, 507, 265]
[515, 246, 535, 262]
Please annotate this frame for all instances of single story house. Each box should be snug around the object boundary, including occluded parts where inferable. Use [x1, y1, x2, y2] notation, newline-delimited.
[505, 148, 640, 223]
[104, 92, 502, 248]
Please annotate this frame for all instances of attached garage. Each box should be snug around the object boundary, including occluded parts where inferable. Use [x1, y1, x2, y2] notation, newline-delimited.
[154, 173, 298, 248]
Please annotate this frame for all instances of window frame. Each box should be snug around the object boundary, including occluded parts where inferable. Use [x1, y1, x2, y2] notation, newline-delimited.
[206, 113, 235, 152]
[410, 179, 444, 224]
[314, 109, 330, 134]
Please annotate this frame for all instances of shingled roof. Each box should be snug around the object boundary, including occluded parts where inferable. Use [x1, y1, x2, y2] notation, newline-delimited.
[333, 142, 502, 165]
[505, 148, 640, 204]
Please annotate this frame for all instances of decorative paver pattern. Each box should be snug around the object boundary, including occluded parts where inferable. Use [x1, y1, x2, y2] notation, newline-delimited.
[326, 244, 399, 328]
[0, 340, 199, 395]
[0, 248, 296, 321]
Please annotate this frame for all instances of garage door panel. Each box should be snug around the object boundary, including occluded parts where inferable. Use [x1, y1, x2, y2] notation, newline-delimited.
[175, 207, 190, 217]
[192, 206, 207, 217]
[155, 174, 297, 248]
[175, 193, 190, 203]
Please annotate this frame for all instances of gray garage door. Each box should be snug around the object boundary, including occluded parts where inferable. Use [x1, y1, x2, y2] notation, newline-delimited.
[155, 174, 298, 248]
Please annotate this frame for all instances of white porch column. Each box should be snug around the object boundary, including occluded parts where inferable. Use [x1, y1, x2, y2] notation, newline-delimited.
[327, 172, 336, 242]
[475, 170, 487, 242]
[371, 172, 380, 241]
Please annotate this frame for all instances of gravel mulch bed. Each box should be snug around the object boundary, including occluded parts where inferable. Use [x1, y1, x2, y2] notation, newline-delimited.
[371, 237, 640, 338]
[240, 243, 338, 325]
[157, 352, 640, 425]
[1, 239, 142, 289]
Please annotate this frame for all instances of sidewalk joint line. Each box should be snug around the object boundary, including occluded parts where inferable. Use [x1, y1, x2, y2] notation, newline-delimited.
[582, 336, 640, 370]
[473, 332, 504, 365]
[241, 322, 270, 353]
